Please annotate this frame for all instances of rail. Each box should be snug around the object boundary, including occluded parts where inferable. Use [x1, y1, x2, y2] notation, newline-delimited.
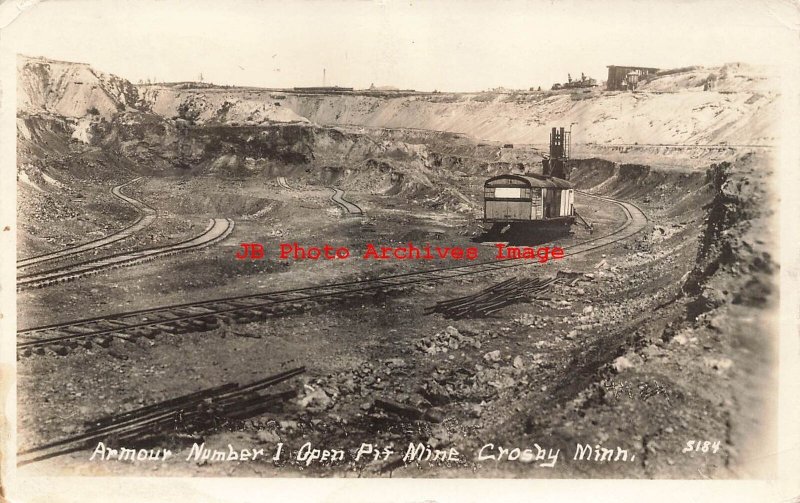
[17, 177, 156, 272]
[17, 192, 646, 356]
[329, 187, 363, 215]
[17, 218, 235, 291]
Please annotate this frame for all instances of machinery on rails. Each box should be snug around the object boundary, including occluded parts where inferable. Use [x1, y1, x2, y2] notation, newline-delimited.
[17, 192, 646, 359]
[482, 126, 587, 233]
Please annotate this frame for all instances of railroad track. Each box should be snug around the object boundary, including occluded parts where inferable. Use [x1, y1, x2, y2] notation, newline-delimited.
[277, 176, 293, 189]
[329, 187, 363, 215]
[17, 218, 235, 291]
[16, 193, 646, 357]
[17, 177, 157, 272]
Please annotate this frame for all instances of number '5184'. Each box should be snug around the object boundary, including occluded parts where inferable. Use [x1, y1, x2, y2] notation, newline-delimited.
[682, 440, 722, 454]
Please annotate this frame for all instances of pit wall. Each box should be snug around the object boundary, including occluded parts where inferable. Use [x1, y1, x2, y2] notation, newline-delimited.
[136, 84, 778, 153]
[680, 153, 776, 315]
[540, 151, 776, 478]
[569, 152, 775, 337]
[278, 91, 778, 148]
[568, 158, 715, 219]
[572, 144, 770, 170]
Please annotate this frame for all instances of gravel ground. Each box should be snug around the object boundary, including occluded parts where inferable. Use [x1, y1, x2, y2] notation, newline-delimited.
[17, 152, 776, 479]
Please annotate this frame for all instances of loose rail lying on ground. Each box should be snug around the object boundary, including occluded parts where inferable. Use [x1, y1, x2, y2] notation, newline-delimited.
[17, 366, 306, 466]
[17, 193, 646, 357]
[425, 276, 558, 319]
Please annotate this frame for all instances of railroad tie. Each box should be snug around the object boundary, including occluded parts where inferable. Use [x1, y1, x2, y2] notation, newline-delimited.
[94, 336, 113, 348]
[50, 345, 69, 356]
[169, 321, 192, 334]
[215, 314, 236, 325]
[188, 318, 211, 331]
[152, 323, 177, 336]
[111, 332, 137, 343]
[136, 326, 158, 339]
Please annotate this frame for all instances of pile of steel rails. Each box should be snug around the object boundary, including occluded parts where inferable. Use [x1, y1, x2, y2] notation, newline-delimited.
[425, 277, 557, 319]
[18, 366, 305, 466]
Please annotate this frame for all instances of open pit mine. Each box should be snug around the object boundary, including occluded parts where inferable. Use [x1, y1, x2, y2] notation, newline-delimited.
[15, 56, 777, 478]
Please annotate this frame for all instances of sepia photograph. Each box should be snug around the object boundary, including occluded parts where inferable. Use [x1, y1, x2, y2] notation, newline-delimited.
[0, 0, 799, 501]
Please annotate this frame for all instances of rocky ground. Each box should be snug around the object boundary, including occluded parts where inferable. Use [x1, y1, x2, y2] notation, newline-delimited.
[17, 150, 776, 479]
[14, 56, 778, 480]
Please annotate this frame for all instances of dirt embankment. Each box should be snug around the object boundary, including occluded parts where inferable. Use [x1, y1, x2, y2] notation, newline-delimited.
[683, 154, 775, 313]
[17, 56, 779, 183]
[676, 153, 777, 476]
[18, 56, 144, 119]
[286, 91, 776, 148]
[570, 159, 712, 216]
[127, 63, 779, 171]
[132, 68, 777, 169]
[137, 85, 778, 150]
[491, 153, 776, 478]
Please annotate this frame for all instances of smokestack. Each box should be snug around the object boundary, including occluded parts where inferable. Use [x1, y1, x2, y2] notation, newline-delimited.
[323, 68, 326, 86]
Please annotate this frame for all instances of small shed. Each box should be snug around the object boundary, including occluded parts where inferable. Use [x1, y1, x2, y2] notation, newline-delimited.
[606, 65, 659, 91]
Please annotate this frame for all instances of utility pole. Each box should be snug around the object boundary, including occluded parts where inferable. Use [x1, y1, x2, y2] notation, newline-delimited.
[569, 122, 578, 158]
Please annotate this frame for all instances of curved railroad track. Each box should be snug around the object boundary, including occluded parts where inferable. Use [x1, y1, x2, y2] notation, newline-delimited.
[17, 218, 235, 291]
[17, 177, 157, 272]
[329, 187, 363, 215]
[16, 192, 645, 357]
[277, 176, 293, 189]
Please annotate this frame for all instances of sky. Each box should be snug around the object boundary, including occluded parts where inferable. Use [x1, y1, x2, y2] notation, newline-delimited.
[2, 0, 798, 92]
